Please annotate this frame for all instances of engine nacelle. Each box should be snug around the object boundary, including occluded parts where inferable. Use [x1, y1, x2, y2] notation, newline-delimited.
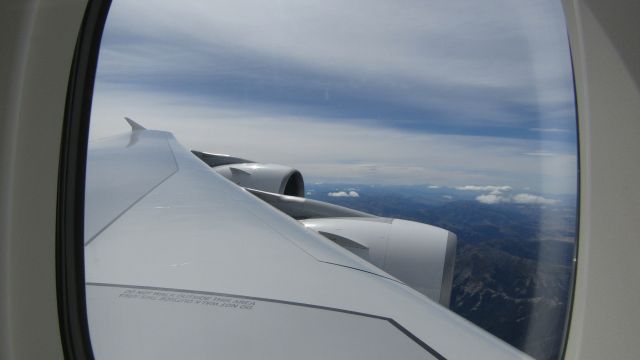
[301, 217, 457, 307]
[213, 163, 304, 196]
[191, 151, 304, 196]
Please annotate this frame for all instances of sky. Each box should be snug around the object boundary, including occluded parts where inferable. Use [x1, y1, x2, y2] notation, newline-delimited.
[90, 0, 578, 196]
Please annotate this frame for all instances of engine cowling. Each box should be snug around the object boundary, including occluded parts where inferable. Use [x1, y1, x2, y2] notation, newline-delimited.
[191, 151, 304, 196]
[301, 217, 457, 307]
[213, 163, 304, 196]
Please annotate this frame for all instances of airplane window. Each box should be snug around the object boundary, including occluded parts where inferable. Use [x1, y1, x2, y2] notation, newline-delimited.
[86, 1, 578, 359]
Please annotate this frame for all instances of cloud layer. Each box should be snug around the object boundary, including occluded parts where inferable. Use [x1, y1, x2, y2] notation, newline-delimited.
[90, 0, 579, 195]
[97, 0, 576, 137]
[90, 89, 577, 193]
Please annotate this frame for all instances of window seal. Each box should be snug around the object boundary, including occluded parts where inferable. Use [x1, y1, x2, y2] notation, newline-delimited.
[56, 0, 112, 359]
[558, 42, 582, 360]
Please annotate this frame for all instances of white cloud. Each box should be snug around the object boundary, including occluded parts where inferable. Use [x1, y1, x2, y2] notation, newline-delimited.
[512, 193, 559, 205]
[476, 194, 510, 204]
[328, 191, 359, 198]
[456, 185, 513, 193]
[475, 192, 559, 205]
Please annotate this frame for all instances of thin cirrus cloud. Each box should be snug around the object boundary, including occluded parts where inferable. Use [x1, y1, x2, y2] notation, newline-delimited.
[91, 0, 578, 194]
[530, 128, 573, 133]
[523, 152, 556, 157]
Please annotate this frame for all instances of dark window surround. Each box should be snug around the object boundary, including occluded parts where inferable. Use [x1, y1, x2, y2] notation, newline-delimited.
[57, 0, 112, 359]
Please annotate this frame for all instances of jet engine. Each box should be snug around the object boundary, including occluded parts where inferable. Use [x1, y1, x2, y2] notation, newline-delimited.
[192, 150, 304, 196]
[301, 217, 456, 306]
[247, 188, 457, 307]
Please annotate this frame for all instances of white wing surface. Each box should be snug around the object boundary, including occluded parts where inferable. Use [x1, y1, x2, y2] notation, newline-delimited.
[84, 124, 531, 359]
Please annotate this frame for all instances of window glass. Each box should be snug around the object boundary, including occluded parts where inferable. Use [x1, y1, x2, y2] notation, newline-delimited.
[88, 1, 577, 359]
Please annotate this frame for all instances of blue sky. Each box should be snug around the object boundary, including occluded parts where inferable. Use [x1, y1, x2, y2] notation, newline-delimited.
[91, 0, 578, 196]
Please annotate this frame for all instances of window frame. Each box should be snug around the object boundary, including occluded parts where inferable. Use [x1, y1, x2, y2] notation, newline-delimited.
[57, 0, 112, 358]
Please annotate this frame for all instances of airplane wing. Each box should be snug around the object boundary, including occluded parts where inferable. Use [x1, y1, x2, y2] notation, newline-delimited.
[84, 121, 531, 359]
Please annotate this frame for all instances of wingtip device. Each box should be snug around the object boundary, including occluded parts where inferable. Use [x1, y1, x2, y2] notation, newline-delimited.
[125, 117, 146, 131]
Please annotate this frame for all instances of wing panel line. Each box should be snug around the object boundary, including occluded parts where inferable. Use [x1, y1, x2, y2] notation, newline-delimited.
[86, 282, 446, 360]
[85, 136, 179, 246]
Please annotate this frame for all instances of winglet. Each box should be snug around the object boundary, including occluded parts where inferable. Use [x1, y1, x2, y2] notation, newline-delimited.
[125, 117, 146, 131]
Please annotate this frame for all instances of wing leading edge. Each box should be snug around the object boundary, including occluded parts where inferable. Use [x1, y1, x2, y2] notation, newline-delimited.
[84, 122, 531, 359]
